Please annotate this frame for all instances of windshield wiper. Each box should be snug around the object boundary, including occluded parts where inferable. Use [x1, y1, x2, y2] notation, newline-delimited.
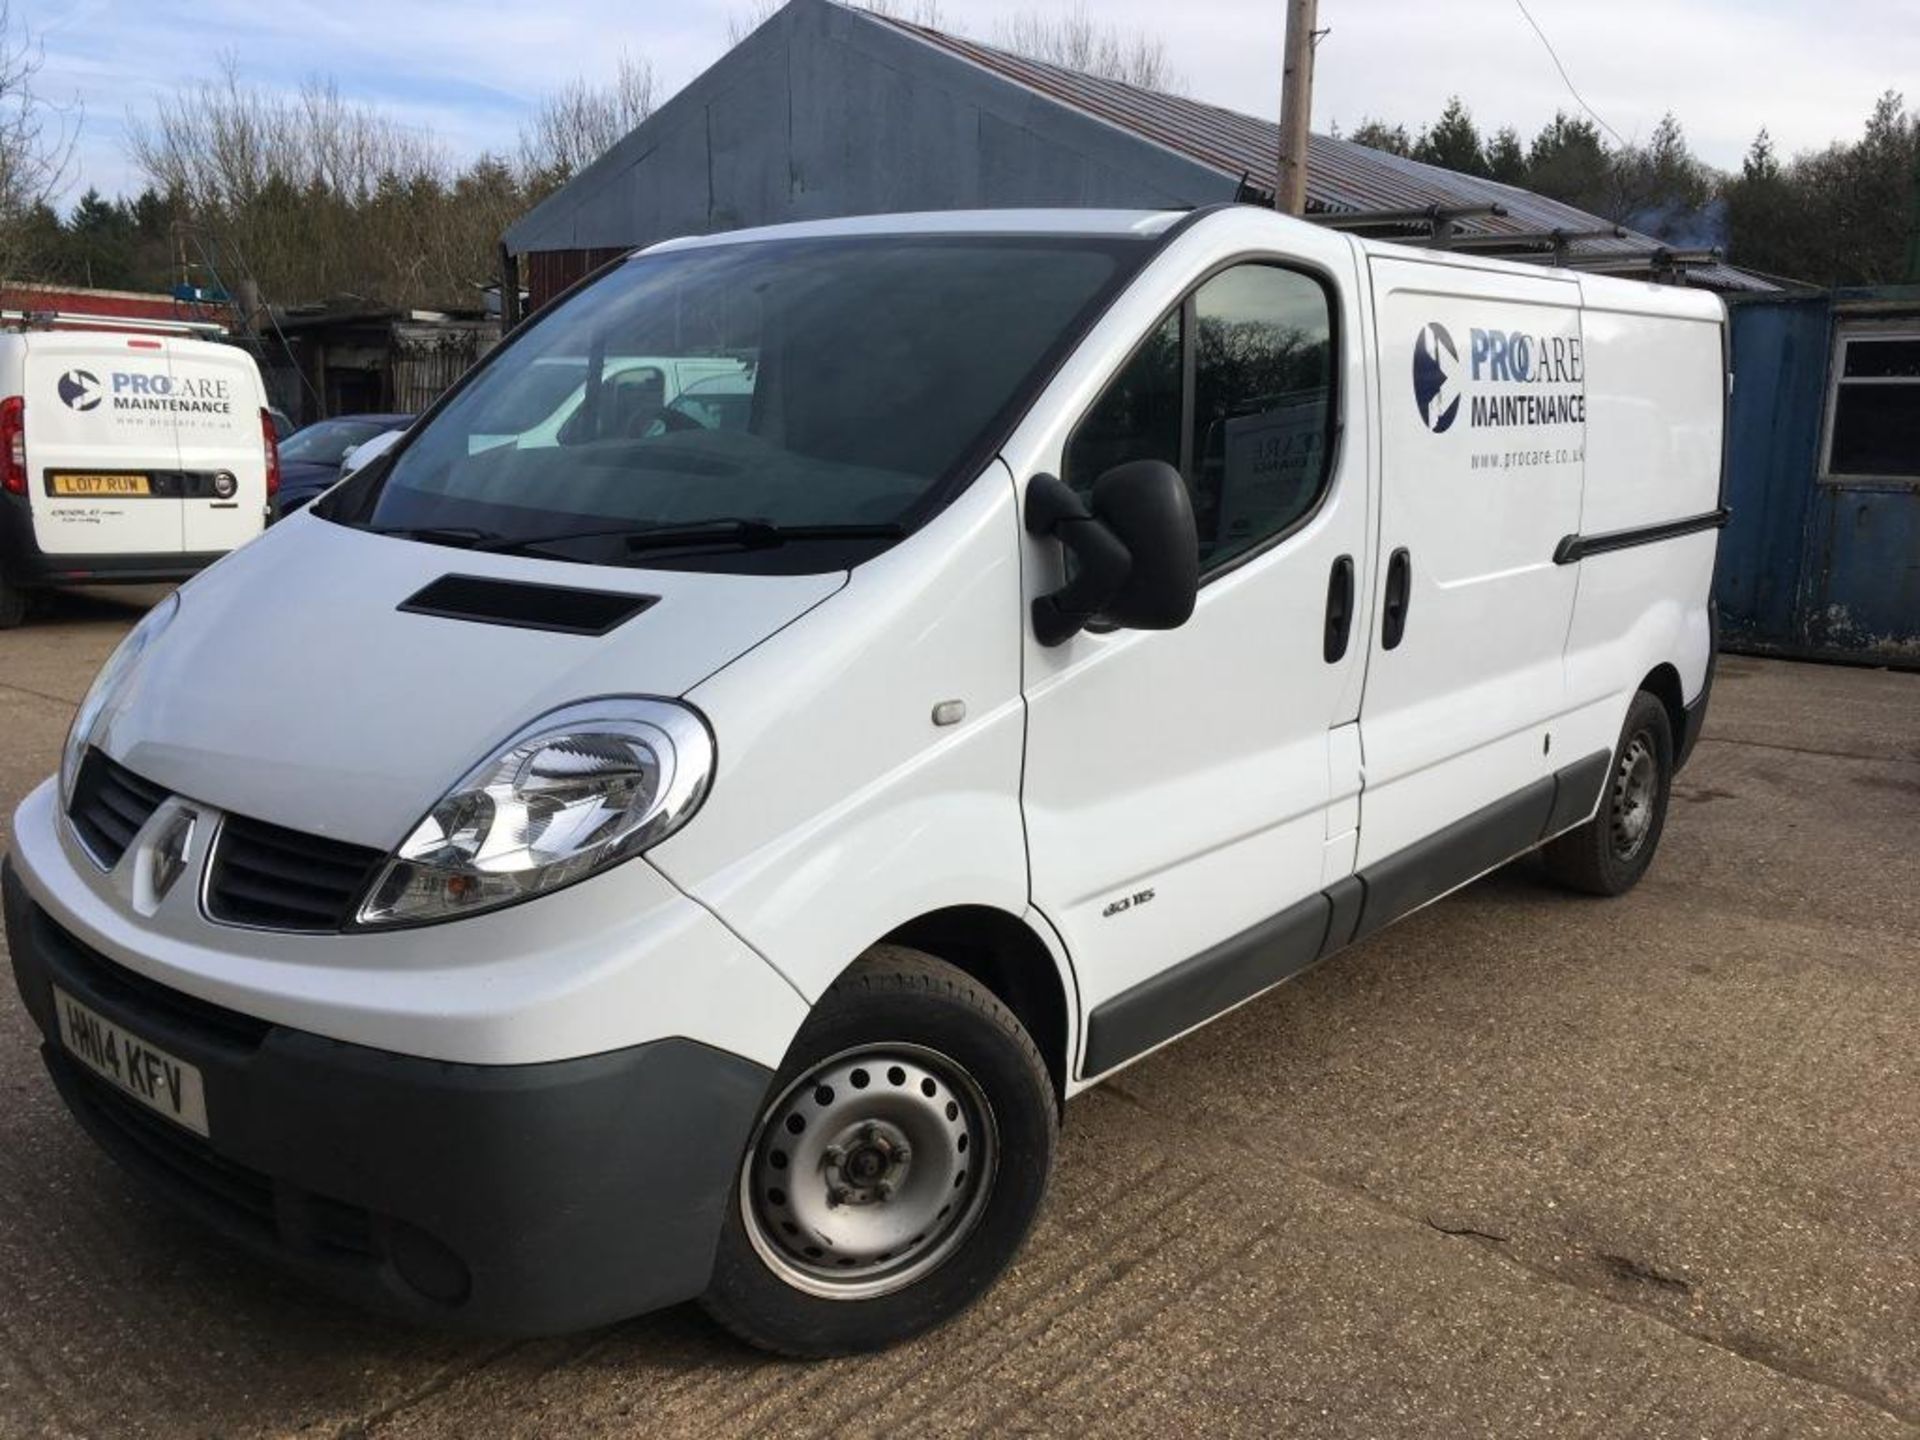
[470, 518, 905, 558]
[365, 524, 498, 548]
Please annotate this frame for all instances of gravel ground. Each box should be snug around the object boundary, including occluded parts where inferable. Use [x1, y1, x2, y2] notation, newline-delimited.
[0, 588, 1914, 1439]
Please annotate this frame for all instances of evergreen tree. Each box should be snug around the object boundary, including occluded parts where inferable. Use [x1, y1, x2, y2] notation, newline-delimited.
[1525, 112, 1612, 212]
[1485, 126, 1527, 185]
[1413, 97, 1489, 178]
[1349, 119, 1412, 157]
[62, 188, 138, 288]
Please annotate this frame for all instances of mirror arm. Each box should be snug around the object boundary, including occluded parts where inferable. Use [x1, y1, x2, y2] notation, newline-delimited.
[1024, 474, 1131, 646]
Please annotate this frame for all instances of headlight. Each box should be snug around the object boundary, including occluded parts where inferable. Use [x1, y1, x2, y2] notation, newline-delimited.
[60, 591, 180, 806]
[355, 698, 714, 927]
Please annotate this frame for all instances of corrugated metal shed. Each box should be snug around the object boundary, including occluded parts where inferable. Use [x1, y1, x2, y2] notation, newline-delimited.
[504, 0, 1225, 270]
[877, 16, 1765, 292]
[503, 0, 1766, 299]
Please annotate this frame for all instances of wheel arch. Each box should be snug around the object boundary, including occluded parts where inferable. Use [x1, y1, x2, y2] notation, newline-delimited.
[1639, 662, 1686, 751]
[876, 905, 1074, 1103]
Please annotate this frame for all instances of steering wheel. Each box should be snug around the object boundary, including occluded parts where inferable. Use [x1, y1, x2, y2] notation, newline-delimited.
[627, 403, 706, 438]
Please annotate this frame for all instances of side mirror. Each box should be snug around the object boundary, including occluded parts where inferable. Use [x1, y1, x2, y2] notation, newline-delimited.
[1025, 462, 1199, 646]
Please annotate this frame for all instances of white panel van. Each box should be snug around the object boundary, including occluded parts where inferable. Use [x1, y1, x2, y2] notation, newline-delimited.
[3, 208, 1725, 1353]
[0, 329, 277, 625]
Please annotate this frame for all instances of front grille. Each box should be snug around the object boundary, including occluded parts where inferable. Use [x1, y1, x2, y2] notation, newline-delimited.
[67, 749, 169, 868]
[24, 897, 271, 1051]
[204, 812, 387, 932]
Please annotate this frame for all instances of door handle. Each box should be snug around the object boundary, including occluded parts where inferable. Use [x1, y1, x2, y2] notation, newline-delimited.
[1324, 554, 1354, 662]
[1381, 547, 1411, 650]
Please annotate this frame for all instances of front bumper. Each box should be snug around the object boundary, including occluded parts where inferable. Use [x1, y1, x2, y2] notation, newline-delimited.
[5, 861, 771, 1334]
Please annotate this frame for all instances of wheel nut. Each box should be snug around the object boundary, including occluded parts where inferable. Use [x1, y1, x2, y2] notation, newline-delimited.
[875, 1179, 896, 1200]
[893, 1144, 911, 1163]
[823, 1145, 846, 1167]
[829, 1185, 852, 1205]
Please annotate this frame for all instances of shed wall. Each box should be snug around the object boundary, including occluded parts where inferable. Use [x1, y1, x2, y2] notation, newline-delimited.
[507, 0, 1230, 309]
[1718, 291, 1920, 668]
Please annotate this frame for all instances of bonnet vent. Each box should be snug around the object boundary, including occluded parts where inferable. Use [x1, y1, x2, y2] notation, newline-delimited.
[398, 574, 658, 636]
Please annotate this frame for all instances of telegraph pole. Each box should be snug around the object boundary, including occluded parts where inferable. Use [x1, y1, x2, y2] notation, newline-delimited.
[1275, 0, 1319, 214]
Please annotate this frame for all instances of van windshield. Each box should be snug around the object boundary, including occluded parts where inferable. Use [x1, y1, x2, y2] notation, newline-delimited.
[323, 235, 1140, 572]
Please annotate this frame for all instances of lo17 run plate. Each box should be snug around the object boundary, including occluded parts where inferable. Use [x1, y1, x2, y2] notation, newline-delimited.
[54, 985, 209, 1136]
[50, 473, 152, 496]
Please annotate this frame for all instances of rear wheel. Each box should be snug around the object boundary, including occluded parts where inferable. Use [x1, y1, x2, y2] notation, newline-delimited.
[0, 567, 27, 629]
[1543, 689, 1674, 896]
[701, 946, 1056, 1356]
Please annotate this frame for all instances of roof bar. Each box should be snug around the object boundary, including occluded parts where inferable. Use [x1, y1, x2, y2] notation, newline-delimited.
[1310, 202, 1509, 233]
[1439, 226, 1630, 263]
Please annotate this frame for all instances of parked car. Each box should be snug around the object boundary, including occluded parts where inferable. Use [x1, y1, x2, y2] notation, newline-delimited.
[0, 328, 277, 626]
[3, 207, 1726, 1354]
[270, 413, 411, 520]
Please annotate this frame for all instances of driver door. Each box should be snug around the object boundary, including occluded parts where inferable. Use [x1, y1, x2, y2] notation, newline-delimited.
[1018, 228, 1374, 1079]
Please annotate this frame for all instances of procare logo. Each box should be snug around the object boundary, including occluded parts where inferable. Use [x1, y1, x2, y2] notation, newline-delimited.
[58, 369, 104, 412]
[1412, 323, 1461, 433]
[1413, 321, 1586, 434]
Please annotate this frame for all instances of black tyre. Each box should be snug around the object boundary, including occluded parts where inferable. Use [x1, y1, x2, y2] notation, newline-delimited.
[0, 568, 25, 630]
[701, 946, 1057, 1357]
[1543, 689, 1674, 896]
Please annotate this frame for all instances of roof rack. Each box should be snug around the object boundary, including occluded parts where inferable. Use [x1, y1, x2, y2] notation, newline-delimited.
[1527, 246, 1726, 283]
[1311, 203, 1509, 243]
[1435, 226, 1630, 264]
[0, 308, 228, 338]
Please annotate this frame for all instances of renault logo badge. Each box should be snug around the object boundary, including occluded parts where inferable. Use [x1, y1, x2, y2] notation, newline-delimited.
[149, 810, 196, 900]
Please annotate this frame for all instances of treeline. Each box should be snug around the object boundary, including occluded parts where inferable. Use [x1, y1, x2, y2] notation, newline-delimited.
[4, 45, 656, 313]
[7, 2, 1183, 313]
[1347, 92, 1919, 287]
[2, 3, 1914, 307]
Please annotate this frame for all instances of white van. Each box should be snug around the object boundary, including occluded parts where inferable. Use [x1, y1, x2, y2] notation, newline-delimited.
[2, 208, 1725, 1353]
[467, 353, 753, 452]
[0, 328, 277, 625]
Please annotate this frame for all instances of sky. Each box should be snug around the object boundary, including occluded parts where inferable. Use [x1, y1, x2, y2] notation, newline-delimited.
[20, 0, 1920, 205]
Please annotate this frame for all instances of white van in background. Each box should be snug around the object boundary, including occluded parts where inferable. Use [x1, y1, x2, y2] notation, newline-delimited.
[0, 328, 277, 626]
[4, 207, 1726, 1354]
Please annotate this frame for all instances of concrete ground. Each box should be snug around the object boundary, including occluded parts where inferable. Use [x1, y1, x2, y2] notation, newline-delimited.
[0, 587, 1915, 1439]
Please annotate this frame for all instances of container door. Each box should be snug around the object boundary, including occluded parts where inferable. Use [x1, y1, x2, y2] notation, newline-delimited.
[1022, 252, 1371, 1075]
[1356, 257, 1586, 870]
[22, 333, 185, 558]
[171, 341, 268, 555]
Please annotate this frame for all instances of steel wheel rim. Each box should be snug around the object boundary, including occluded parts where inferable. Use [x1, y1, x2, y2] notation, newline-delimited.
[740, 1043, 999, 1301]
[1610, 731, 1658, 860]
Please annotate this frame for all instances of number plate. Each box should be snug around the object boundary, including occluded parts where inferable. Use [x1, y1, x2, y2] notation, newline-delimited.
[54, 986, 209, 1136]
[50, 473, 152, 496]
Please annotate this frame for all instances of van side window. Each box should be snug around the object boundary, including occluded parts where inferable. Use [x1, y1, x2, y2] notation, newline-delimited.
[1063, 310, 1182, 489]
[1065, 264, 1336, 575]
[1190, 266, 1335, 568]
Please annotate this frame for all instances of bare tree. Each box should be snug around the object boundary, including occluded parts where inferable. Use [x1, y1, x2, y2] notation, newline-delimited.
[856, 0, 942, 26]
[126, 57, 516, 310]
[728, 0, 939, 47]
[994, 5, 1181, 91]
[0, 1, 79, 279]
[518, 54, 657, 187]
[726, 0, 784, 45]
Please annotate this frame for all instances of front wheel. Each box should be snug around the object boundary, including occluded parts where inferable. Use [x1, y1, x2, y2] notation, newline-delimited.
[1543, 689, 1674, 896]
[701, 947, 1056, 1356]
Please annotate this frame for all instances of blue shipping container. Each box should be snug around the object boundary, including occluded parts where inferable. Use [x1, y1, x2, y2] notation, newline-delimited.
[1719, 286, 1920, 668]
